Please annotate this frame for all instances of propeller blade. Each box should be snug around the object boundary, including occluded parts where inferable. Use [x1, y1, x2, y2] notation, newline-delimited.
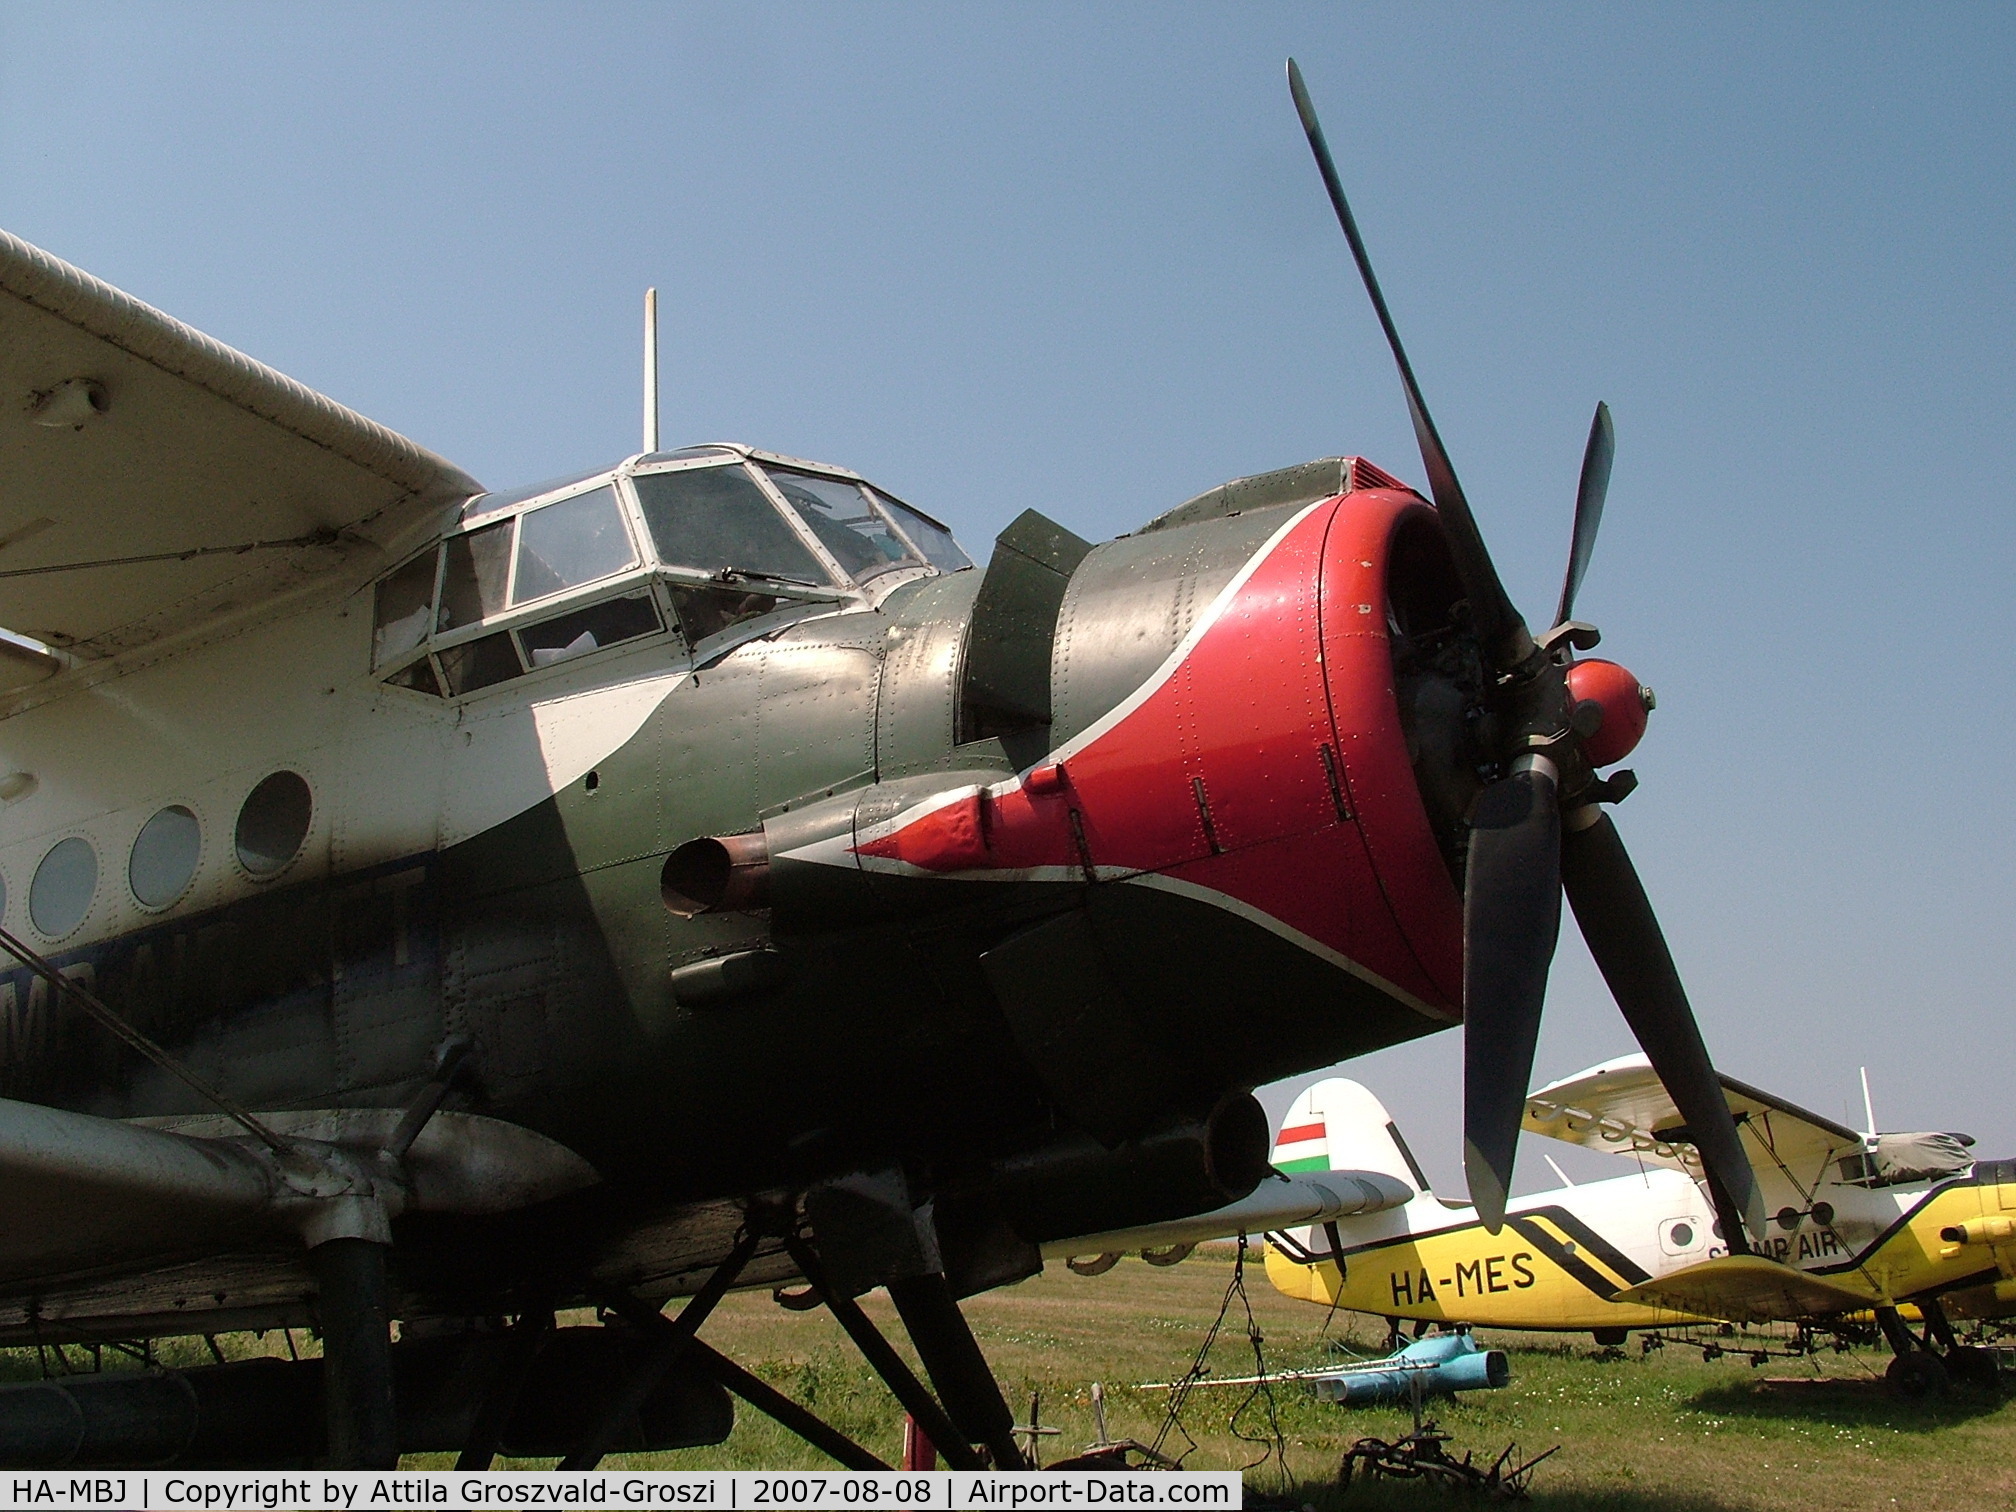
[1554, 401, 1614, 629]
[1560, 809, 1765, 1247]
[1286, 58, 1534, 671]
[1461, 755, 1565, 1232]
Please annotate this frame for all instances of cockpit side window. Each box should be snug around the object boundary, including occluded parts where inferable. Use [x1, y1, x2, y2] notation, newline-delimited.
[438, 631, 522, 696]
[664, 584, 782, 644]
[520, 591, 663, 668]
[439, 520, 513, 633]
[633, 465, 832, 585]
[513, 486, 637, 605]
[385, 657, 444, 697]
[372, 551, 438, 668]
[765, 470, 919, 580]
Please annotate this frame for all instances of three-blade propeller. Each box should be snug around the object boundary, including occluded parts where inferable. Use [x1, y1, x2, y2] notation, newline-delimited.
[1286, 59, 1763, 1247]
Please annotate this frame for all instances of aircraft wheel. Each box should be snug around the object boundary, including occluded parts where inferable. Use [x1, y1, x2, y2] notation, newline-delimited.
[1591, 1328, 1629, 1348]
[1944, 1346, 2000, 1390]
[1885, 1351, 1949, 1398]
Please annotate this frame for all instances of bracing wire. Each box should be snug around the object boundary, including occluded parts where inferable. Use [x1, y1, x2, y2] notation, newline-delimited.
[0, 922, 286, 1151]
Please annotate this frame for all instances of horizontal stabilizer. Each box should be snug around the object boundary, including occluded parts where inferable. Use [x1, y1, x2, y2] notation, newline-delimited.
[1612, 1254, 1872, 1323]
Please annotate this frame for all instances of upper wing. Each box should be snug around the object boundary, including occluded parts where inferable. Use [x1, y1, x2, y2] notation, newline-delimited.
[1612, 1254, 1873, 1323]
[0, 227, 479, 667]
[1523, 1054, 1864, 1191]
[1040, 1169, 1413, 1259]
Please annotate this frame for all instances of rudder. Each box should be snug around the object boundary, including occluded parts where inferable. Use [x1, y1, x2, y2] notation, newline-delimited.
[1274, 1078, 1428, 1195]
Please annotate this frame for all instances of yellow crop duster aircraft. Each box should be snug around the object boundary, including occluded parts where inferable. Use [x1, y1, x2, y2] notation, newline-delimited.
[1262, 1076, 1720, 1341]
[1263, 1061, 2012, 1394]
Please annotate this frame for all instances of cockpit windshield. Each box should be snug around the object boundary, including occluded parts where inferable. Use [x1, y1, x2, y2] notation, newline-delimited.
[762, 469, 920, 581]
[632, 465, 832, 585]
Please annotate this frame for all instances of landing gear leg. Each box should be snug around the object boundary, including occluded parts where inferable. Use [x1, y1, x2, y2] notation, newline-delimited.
[782, 1237, 985, 1471]
[887, 1275, 1027, 1469]
[1876, 1305, 1948, 1398]
[558, 1231, 760, 1469]
[580, 1278, 889, 1471]
[310, 1238, 398, 1469]
[688, 1342, 888, 1470]
[455, 1305, 556, 1470]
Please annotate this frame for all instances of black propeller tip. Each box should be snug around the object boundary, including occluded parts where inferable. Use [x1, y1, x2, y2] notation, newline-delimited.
[1555, 400, 1616, 629]
[1286, 58, 1316, 128]
[1464, 1139, 1512, 1235]
[1282, 55, 1533, 673]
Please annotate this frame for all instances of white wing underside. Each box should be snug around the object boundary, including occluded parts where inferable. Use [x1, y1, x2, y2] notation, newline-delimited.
[1524, 1054, 1865, 1190]
[0, 227, 478, 670]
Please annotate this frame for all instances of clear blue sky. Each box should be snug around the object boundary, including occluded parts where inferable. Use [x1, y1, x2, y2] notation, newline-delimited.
[4, 4, 2011, 1192]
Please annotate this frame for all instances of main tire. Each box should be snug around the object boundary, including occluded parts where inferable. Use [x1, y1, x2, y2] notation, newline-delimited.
[1886, 1351, 1949, 1398]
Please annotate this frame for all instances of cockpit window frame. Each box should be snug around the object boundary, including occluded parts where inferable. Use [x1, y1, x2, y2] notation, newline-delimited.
[506, 481, 643, 609]
[624, 457, 853, 593]
[372, 446, 968, 704]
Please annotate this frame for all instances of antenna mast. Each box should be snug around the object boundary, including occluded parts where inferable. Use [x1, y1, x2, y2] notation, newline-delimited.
[1859, 1066, 1876, 1136]
[642, 287, 660, 454]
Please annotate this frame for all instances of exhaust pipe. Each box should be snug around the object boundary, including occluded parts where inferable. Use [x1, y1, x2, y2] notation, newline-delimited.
[661, 832, 770, 917]
[658, 769, 1023, 926]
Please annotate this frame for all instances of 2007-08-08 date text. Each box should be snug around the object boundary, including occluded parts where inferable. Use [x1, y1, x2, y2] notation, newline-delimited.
[751, 1480, 937, 1505]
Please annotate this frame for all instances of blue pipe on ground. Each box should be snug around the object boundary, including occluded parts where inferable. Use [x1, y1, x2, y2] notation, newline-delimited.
[1308, 1333, 1510, 1404]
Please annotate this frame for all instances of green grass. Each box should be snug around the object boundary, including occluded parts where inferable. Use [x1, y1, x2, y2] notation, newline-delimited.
[590, 1252, 2016, 1509]
[6, 1252, 2012, 1508]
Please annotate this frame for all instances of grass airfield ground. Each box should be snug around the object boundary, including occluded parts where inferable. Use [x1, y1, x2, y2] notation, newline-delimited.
[7, 1251, 2013, 1506]
[580, 1249, 2015, 1510]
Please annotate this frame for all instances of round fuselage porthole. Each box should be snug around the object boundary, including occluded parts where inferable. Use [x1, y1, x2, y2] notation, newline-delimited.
[235, 772, 313, 878]
[30, 836, 97, 938]
[130, 804, 202, 908]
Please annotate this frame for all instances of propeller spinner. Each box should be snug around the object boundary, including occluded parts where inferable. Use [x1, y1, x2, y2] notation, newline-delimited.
[1286, 59, 1763, 1247]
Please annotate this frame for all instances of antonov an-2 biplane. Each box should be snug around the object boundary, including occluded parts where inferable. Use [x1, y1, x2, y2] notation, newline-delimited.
[1260, 1061, 2011, 1394]
[1525, 1057, 2011, 1393]
[0, 64, 1774, 1467]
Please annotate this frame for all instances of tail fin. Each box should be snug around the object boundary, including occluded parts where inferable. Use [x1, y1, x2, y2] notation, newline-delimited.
[1274, 1078, 1431, 1196]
